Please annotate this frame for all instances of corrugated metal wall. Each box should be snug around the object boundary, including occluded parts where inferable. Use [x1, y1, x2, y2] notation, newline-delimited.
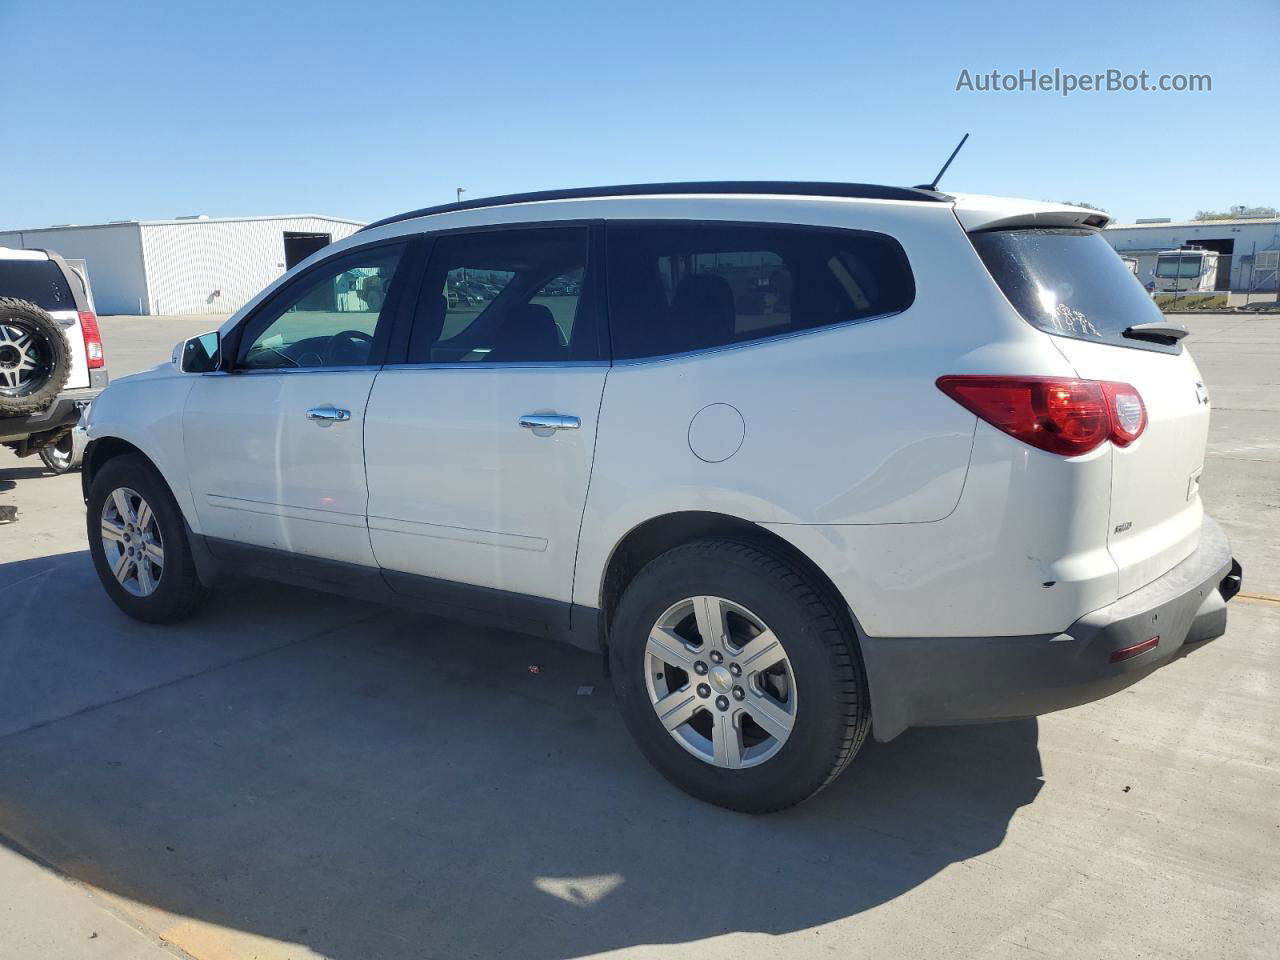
[0, 223, 148, 314]
[1104, 220, 1280, 291]
[140, 217, 361, 315]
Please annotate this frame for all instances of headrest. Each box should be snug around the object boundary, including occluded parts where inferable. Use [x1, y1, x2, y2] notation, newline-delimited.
[490, 303, 563, 361]
[670, 273, 736, 351]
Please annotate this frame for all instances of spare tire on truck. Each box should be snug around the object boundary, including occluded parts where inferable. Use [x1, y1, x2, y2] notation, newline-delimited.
[0, 297, 71, 417]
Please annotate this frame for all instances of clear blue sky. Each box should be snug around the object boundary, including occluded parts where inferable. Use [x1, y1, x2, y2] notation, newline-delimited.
[3, 0, 1275, 229]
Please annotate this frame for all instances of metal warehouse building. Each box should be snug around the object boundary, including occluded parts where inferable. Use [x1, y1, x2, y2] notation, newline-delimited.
[1103, 216, 1280, 295]
[0, 214, 362, 316]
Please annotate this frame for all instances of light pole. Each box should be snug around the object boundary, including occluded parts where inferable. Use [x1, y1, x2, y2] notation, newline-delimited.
[456, 187, 465, 203]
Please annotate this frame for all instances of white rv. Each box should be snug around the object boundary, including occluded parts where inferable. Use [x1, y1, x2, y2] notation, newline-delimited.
[1153, 247, 1219, 293]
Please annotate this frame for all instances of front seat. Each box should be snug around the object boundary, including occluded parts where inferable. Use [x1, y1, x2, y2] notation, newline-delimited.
[489, 303, 564, 362]
[669, 273, 736, 352]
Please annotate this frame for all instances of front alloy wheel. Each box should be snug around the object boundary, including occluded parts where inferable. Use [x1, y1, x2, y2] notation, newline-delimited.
[646, 595, 796, 769]
[99, 486, 165, 597]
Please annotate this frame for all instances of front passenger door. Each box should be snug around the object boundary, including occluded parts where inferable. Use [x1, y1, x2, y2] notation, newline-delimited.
[183, 242, 408, 566]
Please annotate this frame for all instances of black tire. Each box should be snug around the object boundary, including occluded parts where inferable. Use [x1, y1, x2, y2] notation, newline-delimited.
[38, 432, 78, 474]
[0, 298, 71, 416]
[610, 539, 870, 813]
[86, 454, 207, 623]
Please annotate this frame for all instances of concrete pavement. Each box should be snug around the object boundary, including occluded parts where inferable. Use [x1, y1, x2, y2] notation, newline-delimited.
[0, 313, 1276, 960]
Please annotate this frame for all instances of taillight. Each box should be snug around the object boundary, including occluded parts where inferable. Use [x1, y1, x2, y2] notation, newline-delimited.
[936, 375, 1146, 457]
[78, 311, 105, 368]
[1101, 381, 1146, 446]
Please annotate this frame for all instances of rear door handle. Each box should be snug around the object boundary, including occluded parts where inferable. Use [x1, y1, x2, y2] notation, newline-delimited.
[519, 414, 580, 431]
[306, 406, 351, 423]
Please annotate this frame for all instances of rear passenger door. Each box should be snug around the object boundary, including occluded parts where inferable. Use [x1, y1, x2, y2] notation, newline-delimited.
[364, 224, 608, 627]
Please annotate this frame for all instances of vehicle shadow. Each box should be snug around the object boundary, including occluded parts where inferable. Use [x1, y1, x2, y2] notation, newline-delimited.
[0, 464, 50, 482]
[0, 551, 1043, 959]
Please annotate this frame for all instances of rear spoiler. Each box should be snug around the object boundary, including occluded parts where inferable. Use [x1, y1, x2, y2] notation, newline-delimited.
[949, 193, 1111, 232]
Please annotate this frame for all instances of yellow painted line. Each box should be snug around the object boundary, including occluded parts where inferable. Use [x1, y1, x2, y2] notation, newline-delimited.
[1238, 592, 1280, 606]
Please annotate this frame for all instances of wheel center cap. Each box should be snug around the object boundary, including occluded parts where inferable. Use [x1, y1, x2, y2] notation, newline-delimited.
[709, 664, 733, 693]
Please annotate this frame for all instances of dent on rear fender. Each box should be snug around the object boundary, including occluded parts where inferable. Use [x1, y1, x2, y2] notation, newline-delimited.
[803, 425, 976, 525]
[761, 424, 1120, 638]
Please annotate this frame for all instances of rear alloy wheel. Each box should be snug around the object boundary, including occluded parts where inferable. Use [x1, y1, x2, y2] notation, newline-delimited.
[611, 539, 870, 812]
[645, 595, 797, 769]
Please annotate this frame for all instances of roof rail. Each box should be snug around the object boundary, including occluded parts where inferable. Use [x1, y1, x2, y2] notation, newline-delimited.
[360, 181, 949, 232]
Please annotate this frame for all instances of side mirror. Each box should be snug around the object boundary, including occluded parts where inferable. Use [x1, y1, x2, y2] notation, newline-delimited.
[177, 331, 221, 373]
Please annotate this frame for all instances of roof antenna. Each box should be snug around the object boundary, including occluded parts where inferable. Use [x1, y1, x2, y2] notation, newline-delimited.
[918, 133, 969, 191]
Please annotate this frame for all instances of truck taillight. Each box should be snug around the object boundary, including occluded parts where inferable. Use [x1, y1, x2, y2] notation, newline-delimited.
[78, 311, 105, 368]
[936, 376, 1146, 457]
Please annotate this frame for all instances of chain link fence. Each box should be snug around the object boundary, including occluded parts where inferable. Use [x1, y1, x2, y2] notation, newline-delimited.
[1153, 249, 1280, 310]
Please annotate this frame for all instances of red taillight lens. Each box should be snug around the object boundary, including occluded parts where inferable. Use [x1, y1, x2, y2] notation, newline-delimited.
[78, 311, 105, 368]
[937, 376, 1146, 456]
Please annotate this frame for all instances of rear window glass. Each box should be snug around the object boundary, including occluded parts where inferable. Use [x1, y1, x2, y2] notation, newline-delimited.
[0, 258, 76, 311]
[970, 228, 1176, 353]
[607, 222, 914, 360]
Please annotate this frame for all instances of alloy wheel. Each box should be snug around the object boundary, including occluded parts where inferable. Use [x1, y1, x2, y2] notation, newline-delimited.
[0, 320, 52, 397]
[645, 595, 797, 769]
[43, 433, 74, 471]
[100, 487, 165, 597]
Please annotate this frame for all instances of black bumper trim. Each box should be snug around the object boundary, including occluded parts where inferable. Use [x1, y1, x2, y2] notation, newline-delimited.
[862, 515, 1238, 742]
[0, 395, 90, 443]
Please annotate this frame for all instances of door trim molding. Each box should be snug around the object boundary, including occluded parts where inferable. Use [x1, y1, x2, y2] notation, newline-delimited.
[196, 536, 602, 653]
[368, 515, 548, 551]
[207, 494, 367, 527]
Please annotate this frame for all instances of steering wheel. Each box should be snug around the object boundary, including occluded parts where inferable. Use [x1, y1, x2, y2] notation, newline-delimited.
[324, 329, 375, 366]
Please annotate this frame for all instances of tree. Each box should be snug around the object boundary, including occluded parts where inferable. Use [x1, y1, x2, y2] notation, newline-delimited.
[1194, 205, 1277, 221]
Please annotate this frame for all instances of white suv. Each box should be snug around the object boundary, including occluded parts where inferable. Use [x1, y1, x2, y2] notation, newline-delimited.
[81, 182, 1242, 811]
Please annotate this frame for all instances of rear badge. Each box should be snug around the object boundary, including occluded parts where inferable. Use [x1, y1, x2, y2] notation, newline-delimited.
[1195, 381, 1210, 405]
[1114, 520, 1132, 534]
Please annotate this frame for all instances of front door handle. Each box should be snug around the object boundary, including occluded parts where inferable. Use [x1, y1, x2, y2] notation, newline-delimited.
[306, 406, 351, 423]
[519, 414, 580, 431]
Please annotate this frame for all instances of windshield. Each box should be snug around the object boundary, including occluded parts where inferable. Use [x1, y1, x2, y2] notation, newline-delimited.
[970, 228, 1177, 354]
[1155, 255, 1205, 279]
[0, 258, 76, 311]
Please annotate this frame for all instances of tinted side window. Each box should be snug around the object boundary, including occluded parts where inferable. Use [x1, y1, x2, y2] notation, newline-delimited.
[238, 244, 404, 369]
[405, 226, 598, 364]
[606, 222, 914, 360]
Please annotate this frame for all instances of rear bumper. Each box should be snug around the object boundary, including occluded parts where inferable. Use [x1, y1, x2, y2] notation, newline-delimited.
[0, 388, 100, 443]
[862, 515, 1239, 741]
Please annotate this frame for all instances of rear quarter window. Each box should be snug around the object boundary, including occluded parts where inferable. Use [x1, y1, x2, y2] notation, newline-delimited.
[606, 221, 914, 360]
[0, 258, 77, 312]
[970, 228, 1178, 354]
